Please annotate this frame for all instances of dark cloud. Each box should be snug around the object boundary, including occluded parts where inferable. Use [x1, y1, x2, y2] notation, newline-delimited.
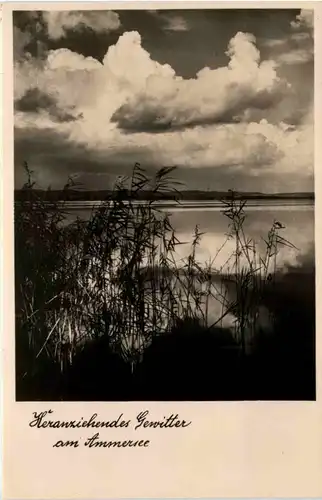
[15, 88, 54, 112]
[14, 125, 292, 192]
[15, 88, 81, 123]
[14, 127, 154, 189]
[13, 26, 32, 61]
[111, 85, 289, 133]
[13, 12, 49, 60]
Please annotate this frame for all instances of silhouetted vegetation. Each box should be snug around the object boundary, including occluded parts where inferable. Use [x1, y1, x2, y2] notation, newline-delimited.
[15, 162, 315, 401]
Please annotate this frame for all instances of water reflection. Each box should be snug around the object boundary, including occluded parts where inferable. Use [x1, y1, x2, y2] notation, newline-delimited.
[64, 202, 314, 272]
[169, 206, 314, 271]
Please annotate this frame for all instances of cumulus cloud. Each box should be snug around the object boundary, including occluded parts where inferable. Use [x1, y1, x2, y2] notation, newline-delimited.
[14, 25, 313, 191]
[15, 29, 289, 132]
[14, 46, 101, 105]
[110, 31, 289, 132]
[42, 10, 121, 40]
[291, 9, 313, 31]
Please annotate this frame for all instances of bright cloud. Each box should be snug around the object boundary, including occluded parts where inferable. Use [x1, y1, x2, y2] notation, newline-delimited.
[164, 16, 189, 31]
[275, 48, 313, 66]
[291, 9, 314, 31]
[42, 10, 121, 40]
[110, 31, 289, 131]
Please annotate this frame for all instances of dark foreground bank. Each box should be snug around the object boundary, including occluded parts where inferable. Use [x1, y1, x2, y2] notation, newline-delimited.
[16, 266, 315, 402]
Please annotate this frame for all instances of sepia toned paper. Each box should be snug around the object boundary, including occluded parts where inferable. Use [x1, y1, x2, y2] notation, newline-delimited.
[2, 1, 322, 498]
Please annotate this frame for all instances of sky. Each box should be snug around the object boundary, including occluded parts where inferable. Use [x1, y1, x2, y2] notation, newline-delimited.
[13, 8, 314, 192]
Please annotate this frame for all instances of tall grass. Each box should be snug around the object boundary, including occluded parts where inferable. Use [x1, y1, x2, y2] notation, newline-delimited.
[217, 192, 298, 353]
[15, 162, 297, 392]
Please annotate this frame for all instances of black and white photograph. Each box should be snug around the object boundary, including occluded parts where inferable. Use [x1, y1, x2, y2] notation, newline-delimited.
[13, 7, 315, 402]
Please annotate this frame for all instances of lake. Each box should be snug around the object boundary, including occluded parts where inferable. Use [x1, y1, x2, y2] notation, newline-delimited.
[63, 199, 315, 273]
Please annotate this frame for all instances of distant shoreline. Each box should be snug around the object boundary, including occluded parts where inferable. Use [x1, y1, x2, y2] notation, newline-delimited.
[14, 198, 315, 212]
[14, 190, 315, 203]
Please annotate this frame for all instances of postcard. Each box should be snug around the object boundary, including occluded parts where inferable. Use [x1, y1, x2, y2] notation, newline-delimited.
[2, 1, 322, 498]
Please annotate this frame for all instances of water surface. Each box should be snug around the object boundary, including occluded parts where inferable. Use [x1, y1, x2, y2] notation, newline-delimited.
[64, 199, 314, 272]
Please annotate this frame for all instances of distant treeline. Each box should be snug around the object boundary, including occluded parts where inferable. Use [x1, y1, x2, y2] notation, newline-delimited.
[14, 189, 315, 202]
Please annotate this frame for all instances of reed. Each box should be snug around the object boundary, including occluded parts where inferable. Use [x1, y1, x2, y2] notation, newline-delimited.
[216, 191, 297, 354]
